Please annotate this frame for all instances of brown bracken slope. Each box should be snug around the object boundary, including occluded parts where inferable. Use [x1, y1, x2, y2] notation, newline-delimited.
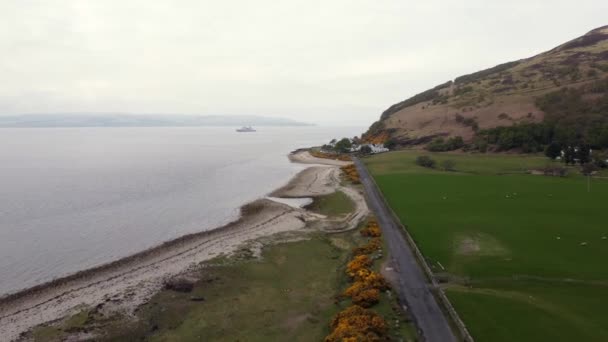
[364, 25, 608, 146]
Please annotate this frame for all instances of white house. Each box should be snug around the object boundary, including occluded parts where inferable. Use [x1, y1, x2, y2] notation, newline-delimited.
[351, 143, 389, 154]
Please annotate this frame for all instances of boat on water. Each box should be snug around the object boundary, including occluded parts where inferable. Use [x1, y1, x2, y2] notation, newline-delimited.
[236, 126, 256, 132]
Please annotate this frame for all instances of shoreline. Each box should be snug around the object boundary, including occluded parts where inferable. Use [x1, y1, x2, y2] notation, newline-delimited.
[0, 150, 366, 341]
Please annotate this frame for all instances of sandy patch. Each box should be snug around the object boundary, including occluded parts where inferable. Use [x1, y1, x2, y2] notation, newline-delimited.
[271, 166, 341, 198]
[457, 237, 481, 255]
[455, 234, 508, 257]
[266, 196, 313, 208]
[288, 150, 352, 166]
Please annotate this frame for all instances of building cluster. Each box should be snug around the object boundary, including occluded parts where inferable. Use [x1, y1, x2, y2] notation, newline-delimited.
[324, 138, 390, 154]
[350, 143, 390, 154]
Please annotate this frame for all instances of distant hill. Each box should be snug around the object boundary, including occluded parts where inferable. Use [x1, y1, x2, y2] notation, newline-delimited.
[0, 114, 314, 128]
[364, 25, 608, 152]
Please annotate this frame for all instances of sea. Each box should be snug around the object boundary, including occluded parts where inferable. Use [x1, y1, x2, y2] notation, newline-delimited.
[0, 126, 362, 296]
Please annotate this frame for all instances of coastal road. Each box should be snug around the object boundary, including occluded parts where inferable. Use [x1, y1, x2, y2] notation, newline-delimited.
[353, 158, 458, 342]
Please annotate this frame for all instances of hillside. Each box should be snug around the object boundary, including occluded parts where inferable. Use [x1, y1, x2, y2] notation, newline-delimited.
[364, 25, 608, 151]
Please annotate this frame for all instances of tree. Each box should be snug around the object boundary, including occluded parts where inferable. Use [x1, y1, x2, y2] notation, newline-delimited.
[447, 136, 465, 150]
[335, 138, 352, 153]
[545, 142, 562, 159]
[592, 151, 608, 168]
[359, 145, 372, 155]
[415, 155, 436, 168]
[426, 137, 446, 152]
[427, 136, 464, 152]
[576, 145, 591, 164]
[384, 139, 397, 150]
[440, 160, 456, 171]
[563, 146, 576, 165]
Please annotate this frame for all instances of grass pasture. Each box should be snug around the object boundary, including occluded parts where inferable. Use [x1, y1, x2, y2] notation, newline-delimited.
[364, 150, 608, 342]
[306, 190, 355, 217]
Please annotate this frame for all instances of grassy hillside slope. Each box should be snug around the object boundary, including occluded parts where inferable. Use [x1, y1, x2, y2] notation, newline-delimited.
[365, 25, 608, 148]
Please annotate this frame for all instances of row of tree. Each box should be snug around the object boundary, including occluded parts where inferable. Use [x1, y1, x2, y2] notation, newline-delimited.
[475, 122, 608, 153]
[473, 78, 608, 153]
[545, 143, 607, 169]
[323, 137, 396, 154]
[427, 136, 465, 152]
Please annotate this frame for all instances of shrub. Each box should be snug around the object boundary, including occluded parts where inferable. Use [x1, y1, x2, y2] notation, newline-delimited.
[384, 139, 397, 150]
[325, 305, 388, 342]
[427, 136, 465, 152]
[455, 114, 478, 130]
[415, 155, 436, 168]
[346, 286, 380, 308]
[588, 69, 599, 78]
[346, 255, 372, 278]
[352, 238, 382, 256]
[357, 271, 389, 290]
[593, 151, 608, 168]
[455, 61, 520, 84]
[427, 138, 446, 152]
[545, 142, 562, 159]
[453, 86, 473, 96]
[341, 164, 360, 184]
[310, 150, 351, 162]
[360, 219, 381, 237]
[359, 145, 372, 155]
[164, 278, 194, 293]
[343, 270, 389, 307]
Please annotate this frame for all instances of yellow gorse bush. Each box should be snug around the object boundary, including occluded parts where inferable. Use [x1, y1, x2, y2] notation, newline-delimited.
[341, 164, 360, 184]
[324, 305, 388, 342]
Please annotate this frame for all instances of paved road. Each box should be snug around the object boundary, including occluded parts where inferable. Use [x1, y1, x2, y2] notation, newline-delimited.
[354, 158, 458, 342]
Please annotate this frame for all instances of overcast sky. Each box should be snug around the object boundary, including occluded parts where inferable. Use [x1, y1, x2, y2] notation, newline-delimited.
[0, 1, 606, 125]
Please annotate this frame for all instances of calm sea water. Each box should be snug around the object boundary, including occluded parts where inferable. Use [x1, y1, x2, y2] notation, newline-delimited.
[0, 126, 362, 296]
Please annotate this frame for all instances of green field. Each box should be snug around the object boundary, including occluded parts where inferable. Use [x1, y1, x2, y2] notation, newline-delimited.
[364, 150, 608, 342]
[306, 190, 355, 217]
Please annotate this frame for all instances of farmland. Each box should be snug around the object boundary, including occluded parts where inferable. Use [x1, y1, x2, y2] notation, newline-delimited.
[364, 150, 608, 342]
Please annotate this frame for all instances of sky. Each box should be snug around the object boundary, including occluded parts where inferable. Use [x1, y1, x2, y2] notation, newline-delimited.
[0, 1, 606, 125]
